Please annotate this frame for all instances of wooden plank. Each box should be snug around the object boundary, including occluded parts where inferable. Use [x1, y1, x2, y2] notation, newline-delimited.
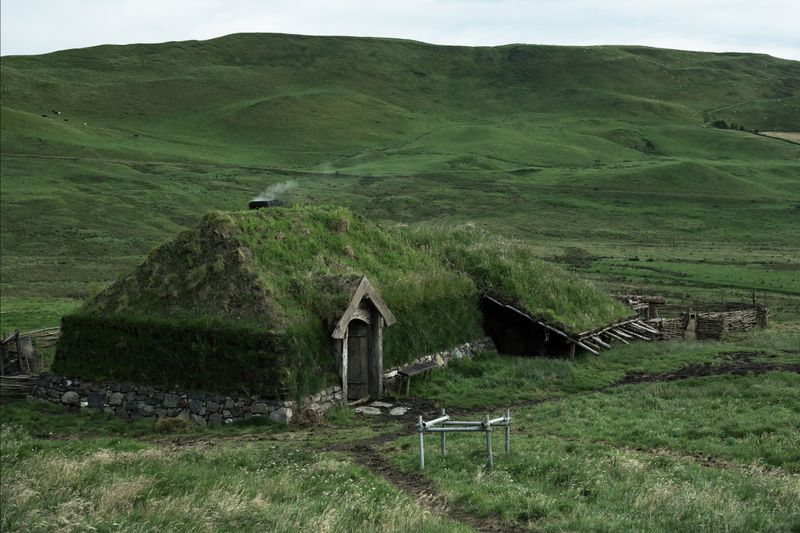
[591, 336, 611, 349]
[605, 330, 629, 344]
[619, 327, 649, 340]
[581, 339, 604, 351]
[575, 341, 600, 355]
[630, 321, 658, 335]
[612, 328, 634, 339]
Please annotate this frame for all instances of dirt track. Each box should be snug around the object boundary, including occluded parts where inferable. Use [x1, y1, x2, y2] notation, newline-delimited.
[615, 352, 800, 385]
[342, 357, 799, 532]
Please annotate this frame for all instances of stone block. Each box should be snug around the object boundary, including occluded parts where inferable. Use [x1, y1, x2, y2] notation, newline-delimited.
[269, 407, 292, 424]
[188, 399, 203, 414]
[224, 398, 235, 410]
[87, 391, 106, 408]
[60, 391, 80, 405]
[124, 400, 139, 411]
[163, 393, 180, 408]
[206, 401, 220, 413]
[190, 414, 206, 427]
[251, 402, 269, 414]
[109, 392, 125, 406]
[208, 413, 223, 426]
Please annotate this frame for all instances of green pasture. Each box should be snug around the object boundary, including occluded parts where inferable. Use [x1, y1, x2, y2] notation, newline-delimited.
[0, 32, 799, 532]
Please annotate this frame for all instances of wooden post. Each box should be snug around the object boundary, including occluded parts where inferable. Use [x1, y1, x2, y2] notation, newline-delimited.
[341, 333, 348, 402]
[484, 414, 493, 468]
[418, 415, 425, 470]
[505, 408, 511, 456]
[369, 311, 384, 398]
[440, 408, 447, 458]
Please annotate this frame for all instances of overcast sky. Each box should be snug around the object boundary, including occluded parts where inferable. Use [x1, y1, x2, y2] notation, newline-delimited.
[2, 0, 799, 60]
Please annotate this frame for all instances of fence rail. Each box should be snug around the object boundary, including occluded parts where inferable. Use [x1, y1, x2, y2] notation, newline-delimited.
[417, 408, 511, 469]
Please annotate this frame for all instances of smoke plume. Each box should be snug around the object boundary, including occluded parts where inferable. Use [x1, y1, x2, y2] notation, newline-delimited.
[252, 179, 297, 201]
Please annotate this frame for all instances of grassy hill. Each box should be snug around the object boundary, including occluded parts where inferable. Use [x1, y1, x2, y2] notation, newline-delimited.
[1, 33, 799, 331]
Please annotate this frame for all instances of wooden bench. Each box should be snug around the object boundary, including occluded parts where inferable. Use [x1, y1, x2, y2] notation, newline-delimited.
[397, 359, 439, 395]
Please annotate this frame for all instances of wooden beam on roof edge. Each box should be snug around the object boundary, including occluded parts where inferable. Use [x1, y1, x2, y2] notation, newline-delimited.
[484, 295, 575, 342]
[591, 336, 611, 349]
[630, 321, 659, 335]
[575, 341, 600, 355]
[619, 327, 650, 341]
[581, 339, 604, 351]
[611, 328, 632, 339]
[605, 330, 630, 344]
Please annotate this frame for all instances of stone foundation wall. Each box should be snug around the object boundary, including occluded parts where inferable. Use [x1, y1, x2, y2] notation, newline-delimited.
[31, 337, 495, 426]
[32, 375, 343, 426]
[383, 337, 496, 387]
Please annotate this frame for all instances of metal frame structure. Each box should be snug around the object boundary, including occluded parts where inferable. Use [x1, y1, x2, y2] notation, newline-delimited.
[417, 408, 511, 469]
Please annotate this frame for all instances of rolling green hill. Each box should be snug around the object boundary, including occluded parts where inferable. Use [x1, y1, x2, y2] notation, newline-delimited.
[1, 33, 799, 331]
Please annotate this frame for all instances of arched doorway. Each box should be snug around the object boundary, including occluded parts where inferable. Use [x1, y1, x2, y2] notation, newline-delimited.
[347, 319, 370, 399]
[331, 277, 396, 401]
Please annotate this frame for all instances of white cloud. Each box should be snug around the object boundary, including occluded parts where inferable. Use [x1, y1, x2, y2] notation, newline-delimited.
[1, 0, 798, 59]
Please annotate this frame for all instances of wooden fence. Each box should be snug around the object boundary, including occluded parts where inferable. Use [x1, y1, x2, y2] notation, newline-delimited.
[1, 327, 60, 375]
[647, 303, 768, 341]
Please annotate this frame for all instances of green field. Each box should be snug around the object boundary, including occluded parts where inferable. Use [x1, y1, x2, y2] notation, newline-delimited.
[1, 33, 799, 531]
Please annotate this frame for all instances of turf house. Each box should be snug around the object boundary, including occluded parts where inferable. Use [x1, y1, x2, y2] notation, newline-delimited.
[54, 206, 639, 404]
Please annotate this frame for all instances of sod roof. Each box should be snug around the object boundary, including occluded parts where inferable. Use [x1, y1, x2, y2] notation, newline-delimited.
[60, 205, 633, 396]
[85, 205, 629, 337]
[86, 206, 474, 331]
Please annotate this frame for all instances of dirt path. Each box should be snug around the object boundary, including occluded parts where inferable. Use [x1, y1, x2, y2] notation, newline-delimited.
[344, 442, 525, 533]
[614, 352, 800, 386]
[136, 358, 800, 531]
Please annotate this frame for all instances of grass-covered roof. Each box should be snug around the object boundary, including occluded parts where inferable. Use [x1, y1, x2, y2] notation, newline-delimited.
[86, 206, 475, 333]
[86, 206, 629, 336]
[58, 206, 630, 396]
[407, 226, 631, 334]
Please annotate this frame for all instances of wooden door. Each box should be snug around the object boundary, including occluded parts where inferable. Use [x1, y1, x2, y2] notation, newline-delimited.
[347, 319, 369, 400]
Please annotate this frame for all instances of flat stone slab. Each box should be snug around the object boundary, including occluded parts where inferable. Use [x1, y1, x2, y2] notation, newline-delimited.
[354, 406, 382, 415]
[370, 401, 394, 408]
[389, 406, 409, 416]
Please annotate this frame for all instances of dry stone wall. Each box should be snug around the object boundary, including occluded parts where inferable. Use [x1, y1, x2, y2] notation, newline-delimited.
[32, 374, 343, 426]
[31, 337, 495, 426]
